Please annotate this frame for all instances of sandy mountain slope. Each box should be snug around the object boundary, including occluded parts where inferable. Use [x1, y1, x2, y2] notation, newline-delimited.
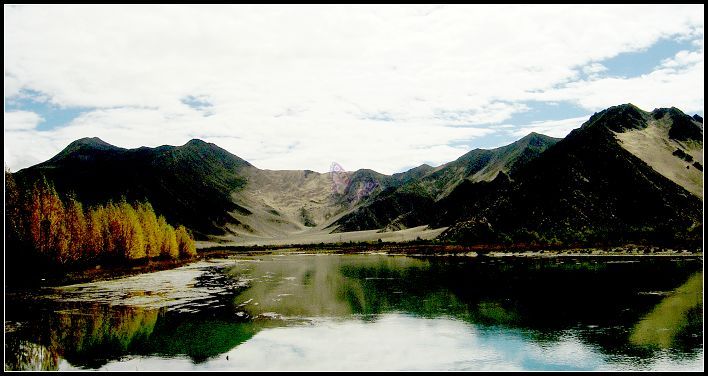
[615, 109, 703, 198]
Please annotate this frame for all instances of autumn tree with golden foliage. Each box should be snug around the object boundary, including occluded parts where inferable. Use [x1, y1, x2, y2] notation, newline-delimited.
[64, 195, 87, 263]
[175, 225, 197, 258]
[136, 202, 161, 259]
[158, 217, 179, 260]
[6, 177, 196, 266]
[27, 180, 67, 262]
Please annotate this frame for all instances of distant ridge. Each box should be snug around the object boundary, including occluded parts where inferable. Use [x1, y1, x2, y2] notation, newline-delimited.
[12, 104, 703, 247]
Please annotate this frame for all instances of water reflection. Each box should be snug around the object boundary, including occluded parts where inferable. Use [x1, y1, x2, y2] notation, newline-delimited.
[630, 272, 703, 349]
[6, 304, 158, 370]
[4, 254, 703, 371]
[5, 341, 58, 371]
[223, 255, 433, 318]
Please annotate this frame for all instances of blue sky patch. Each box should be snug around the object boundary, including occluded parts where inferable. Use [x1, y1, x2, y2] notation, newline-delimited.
[598, 38, 697, 78]
[445, 101, 591, 153]
[361, 111, 395, 122]
[5, 89, 89, 131]
[505, 101, 589, 125]
[181, 95, 214, 116]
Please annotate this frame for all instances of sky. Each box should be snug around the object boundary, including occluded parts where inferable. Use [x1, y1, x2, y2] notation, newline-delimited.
[4, 4, 704, 174]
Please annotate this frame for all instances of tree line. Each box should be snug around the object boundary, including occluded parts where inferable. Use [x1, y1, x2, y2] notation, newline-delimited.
[5, 172, 196, 266]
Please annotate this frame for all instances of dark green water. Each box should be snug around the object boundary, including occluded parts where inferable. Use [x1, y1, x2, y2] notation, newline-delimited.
[4, 254, 704, 371]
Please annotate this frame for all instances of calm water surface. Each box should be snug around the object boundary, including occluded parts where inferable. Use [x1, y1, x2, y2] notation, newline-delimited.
[4, 254, 703, 371]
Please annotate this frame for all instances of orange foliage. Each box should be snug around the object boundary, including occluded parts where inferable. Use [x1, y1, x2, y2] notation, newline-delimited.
[176, 225, 197, 258]
[8, 178, 196, 265]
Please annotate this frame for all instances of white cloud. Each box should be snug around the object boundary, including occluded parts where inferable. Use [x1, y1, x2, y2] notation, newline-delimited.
[77, 314, 606, 371]
[70, 313, 703, 371]
[507, 116, 591, 138]
[582, 63, 608, 79]
[535, 60, 704, 113]
[3, 4, 704, 173]
[3, 111, 47, 171]
[3, 128, 58, 172]
[4, 110, 43, 131]
[660, 49, 703, 69]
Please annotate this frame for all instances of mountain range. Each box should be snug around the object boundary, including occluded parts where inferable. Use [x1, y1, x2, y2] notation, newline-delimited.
[11, 104, 703, 247]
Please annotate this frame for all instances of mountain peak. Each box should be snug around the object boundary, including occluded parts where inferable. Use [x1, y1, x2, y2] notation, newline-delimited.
[651, 106, 686, 119]
[583, 103, 649, 133]
[44, 137, 122, 165]
[617, 102, 642, 110]
[651, 107, 703, 141]
[69, 137, 116, 149]
[181, 138, 219, 151]
[176, 138, 253, 168]
[185, 138, 209, 146]
[520, 132, 558, 143]
[181, 138, 223, 152]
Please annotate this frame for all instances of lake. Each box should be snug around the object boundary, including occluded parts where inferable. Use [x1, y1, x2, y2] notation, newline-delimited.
[4, 253, 704, 371]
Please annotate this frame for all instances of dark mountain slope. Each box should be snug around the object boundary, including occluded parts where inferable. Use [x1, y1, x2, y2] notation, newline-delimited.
[412, 132, 559, 199]
[391, 164, 435, 185]
[15, 138, 252, 238]
[441, 104, 703, 245]
[331, 133, 559, 232]
[330, 187, 436, 233]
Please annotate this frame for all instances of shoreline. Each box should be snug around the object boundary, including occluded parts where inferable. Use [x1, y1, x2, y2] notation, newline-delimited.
[199, 242, 703, 257]
[5, 257, 197, 290]
[7, 245, 702, 289]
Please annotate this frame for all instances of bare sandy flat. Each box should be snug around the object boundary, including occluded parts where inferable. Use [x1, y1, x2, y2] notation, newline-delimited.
[197, 225, 448, 248]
